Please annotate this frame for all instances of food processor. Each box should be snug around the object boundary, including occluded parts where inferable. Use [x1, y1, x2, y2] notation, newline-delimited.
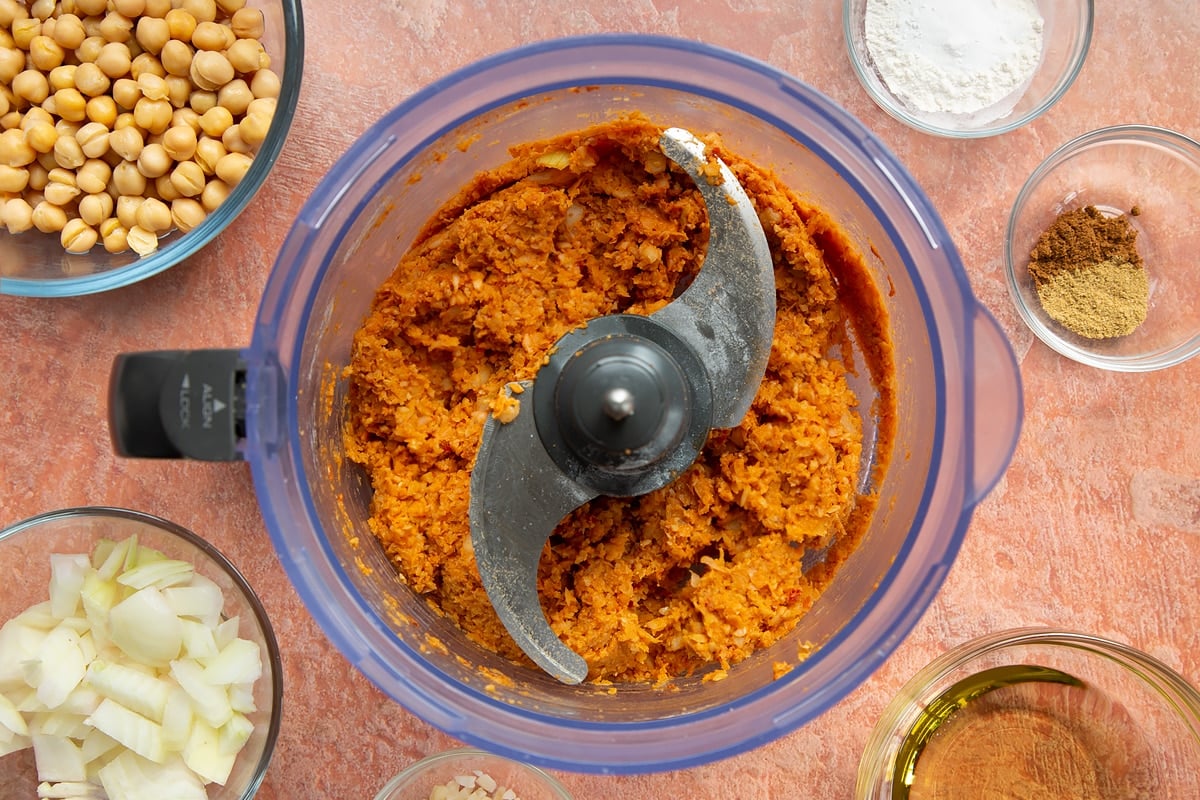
[107, 36, 1023, 773]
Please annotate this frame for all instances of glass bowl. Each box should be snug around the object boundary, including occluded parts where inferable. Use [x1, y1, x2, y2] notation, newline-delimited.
[0, 507, 283, 799]
[373, 748, 573, 800]
[1005, 125, 1200, 371]
[856, 628, 1200, 799]
[843, 0, 1093, 137]
[0, 0, 304, 298]
[238, 35, 1021, 773]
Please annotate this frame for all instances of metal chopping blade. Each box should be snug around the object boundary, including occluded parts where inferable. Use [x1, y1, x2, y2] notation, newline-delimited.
[469, 128, 775, 684]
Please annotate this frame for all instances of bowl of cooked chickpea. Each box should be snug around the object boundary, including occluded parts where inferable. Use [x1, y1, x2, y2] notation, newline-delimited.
[0, 0, 302, 297]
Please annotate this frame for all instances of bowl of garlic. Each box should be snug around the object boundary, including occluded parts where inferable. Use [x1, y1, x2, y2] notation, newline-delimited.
[0, 506, 282, 800]
[0, 0, 302, 297]
[373, 749, 573, 800]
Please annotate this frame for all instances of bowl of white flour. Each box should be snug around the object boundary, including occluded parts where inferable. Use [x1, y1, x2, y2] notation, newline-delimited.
[843, 0, 1093, 137]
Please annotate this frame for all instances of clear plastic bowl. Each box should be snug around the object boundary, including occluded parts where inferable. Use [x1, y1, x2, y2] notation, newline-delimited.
[1005, 125, 1200, 371]
[0, 0, 305, 298]
[214, 35, 1022, 773]
[0, 507, 283, 799]
[373, 748, 573, 800]
[843, 0, 1093, 137]
[856, 628, 1200, 799]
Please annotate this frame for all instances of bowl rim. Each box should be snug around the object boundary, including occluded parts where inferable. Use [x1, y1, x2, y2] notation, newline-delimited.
[855, 626, 1200, 798]
[1003, 123, 1200, 371]
[372, 747, 573, 800]
[0, 505, 284, 800]
[0, 0, 306, 299]
[841, 0, 1095, 138]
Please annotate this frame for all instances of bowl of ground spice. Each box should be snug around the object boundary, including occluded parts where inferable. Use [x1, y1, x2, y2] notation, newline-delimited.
[1005, 125, 1200, 370]
[856, 628, 1200, 799]
[843, 0, 1093, 137]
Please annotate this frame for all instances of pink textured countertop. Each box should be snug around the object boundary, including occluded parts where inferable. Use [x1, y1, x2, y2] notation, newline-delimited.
[3, 2, 1199, 797]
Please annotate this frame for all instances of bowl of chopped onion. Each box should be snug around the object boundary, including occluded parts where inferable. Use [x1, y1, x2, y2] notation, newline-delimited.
[373, 748, 573, 800]
[0, 506, 282, 800]
[0, 0, 303, 297]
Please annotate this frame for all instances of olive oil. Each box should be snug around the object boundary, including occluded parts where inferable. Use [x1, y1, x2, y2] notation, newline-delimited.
[891, 665, 1158, 800]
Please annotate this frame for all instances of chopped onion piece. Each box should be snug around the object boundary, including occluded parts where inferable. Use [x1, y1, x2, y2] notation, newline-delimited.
[84, 698, 165, 764]
[32, 732, 87, 782]
[108, 587, 184, 667]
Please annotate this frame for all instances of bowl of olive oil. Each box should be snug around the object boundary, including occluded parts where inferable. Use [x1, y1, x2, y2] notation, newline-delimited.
[857, 628, 1200, 800]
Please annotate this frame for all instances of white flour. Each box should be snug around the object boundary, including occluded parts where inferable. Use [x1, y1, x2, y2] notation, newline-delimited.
[864, 0, 1045, 122]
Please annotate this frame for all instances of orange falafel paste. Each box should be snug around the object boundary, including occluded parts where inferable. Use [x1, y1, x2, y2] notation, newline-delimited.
[343, 118, 896, 683]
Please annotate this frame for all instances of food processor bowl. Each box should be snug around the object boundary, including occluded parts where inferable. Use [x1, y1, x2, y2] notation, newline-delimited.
[123, 36, 1024, 773]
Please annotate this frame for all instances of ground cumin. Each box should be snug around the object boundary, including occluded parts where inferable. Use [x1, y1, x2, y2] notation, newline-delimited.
[342, 118, 896, 683]
[1028, 206, 1148, 339]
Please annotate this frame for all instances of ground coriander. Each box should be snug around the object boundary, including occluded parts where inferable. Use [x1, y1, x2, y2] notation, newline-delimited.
[1027, 205, 1149, 339]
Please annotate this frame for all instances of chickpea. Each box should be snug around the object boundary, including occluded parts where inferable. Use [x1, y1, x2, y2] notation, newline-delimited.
[113, 111, 138, 131]
[167, 159, 204, 197]
[75, 36, 105, 64]
[13, 70, 51, 106]
[47, 65, 78, 94]
[214, 150, 250, 187]
[2, 196, 34, 233]
[108, 125, 143, 161]
[198, 104, 232, 138]
[230, 7, 264, 39]
[112, 160, 145, 195]
[200, 176, 229, 212]
[112, 78, 141, 110]
[76, 158, 111, 194]
[102, 219, 129, 253]
[165, 74, 191, 108]
[225, 38, 264, 75]
[125, 224, 157, 255]
[135, 15, 169, 54]
[132, 194, 170, 232]
[215, 0, 247, 12]
[189, 90, 217, 114]
[0, 163, 28, 192]
[43, 178, 80, 206]
[142, 0, 172, 18]
[0, 111, 19, 131]
[31, 199, 68, 232]
[26, 160, 48, 191]
[130, 53, 166, 80]
[238, 110, 271, 147]
[78, 190, 113, 226]
[30, 36, 66, 72]
[136, 141, 170, 177]
[52, 14, 88, 50]
[24, 121, 59, 154]
[170, 196, 205, 232]
[72, 62, 110, 98]
[116, 194, 142, 228]
[249, 69, 281, 100]
[0, 47, 24, 84]
[161, 123, 196, 160]
[11, 19, 41, 51]
[169, 107, 200, 133]
[96, 43, 133, 80]
[160, 39, 193, 77]
[61, 217, 99, 252]
[134, 97, 172, 134]
[164, 9, 197, 42]
[54, 88, 88, 123]
[76, 0, 109, 16]
[0, 90, 7, 118]
[136, 72, 170, 102]
[99, 12, 135, 44]
[189, 21, 224, 52]
[181, 0, 218, 24]
[214, 78, 251, 116]
[76, 122, 110, 158]
[84, 95, 118, 127]
[0, 128, 36, 166]
[193, 135, 224, 174]
[190, 51, 233, 92]
[153, 172, 180, 201]
[113, 0, 148, 16]
[29, 0, 55, 20]
[220, 123, 249, 154]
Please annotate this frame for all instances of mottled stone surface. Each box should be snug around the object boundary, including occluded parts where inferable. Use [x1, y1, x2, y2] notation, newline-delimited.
[2, 3, 1198, 797]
